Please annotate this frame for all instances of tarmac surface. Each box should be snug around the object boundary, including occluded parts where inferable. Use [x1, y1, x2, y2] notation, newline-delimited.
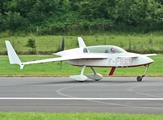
[0, 77, 163, 114]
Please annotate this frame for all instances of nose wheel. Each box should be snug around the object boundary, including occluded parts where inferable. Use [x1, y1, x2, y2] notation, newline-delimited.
[136, 65, 149, 82]
[137, 76, 142, 82]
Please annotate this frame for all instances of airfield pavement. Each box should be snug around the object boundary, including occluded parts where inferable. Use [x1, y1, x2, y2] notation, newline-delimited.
[0, 77, 163, 114]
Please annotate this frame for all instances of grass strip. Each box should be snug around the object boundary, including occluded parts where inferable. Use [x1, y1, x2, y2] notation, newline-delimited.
[1, 34, 163, 55]
[0, 112, 163, 120]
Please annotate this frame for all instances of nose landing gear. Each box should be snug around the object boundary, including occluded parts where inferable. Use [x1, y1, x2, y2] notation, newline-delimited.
[136, 64, 149, 82]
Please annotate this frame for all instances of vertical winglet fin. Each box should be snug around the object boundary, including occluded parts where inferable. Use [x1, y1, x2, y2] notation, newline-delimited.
[78, 37, 86, 48]
[5, 41, 24, 69]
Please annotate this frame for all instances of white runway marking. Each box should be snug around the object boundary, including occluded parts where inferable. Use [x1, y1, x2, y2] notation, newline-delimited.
[0, 98, 163, 100]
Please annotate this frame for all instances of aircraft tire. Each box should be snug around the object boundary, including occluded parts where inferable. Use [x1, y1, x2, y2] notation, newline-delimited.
[137, 76, 142, 82]
[95, 79, 100, 81]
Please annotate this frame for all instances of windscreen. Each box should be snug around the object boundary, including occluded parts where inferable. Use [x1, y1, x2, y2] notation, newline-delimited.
[83, 45, 126, 54]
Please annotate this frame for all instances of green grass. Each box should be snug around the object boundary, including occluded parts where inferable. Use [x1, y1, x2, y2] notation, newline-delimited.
[0, 55, 162, 77]
[1, 34, 163, 55]
[0, 112, 163, 120]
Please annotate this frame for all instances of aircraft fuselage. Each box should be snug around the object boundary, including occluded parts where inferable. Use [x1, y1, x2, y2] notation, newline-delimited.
[67, 53, 153, 67]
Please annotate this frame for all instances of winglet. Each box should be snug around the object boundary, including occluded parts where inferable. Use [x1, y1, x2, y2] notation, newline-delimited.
[78, 37, 86, 48]
[5, 41, 24, 69]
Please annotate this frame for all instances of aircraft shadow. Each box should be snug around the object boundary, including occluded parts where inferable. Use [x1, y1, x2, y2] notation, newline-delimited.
[26, 79, 137, 85]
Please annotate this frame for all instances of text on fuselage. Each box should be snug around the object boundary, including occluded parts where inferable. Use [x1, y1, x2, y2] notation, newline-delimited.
[108, 58, 132, 66]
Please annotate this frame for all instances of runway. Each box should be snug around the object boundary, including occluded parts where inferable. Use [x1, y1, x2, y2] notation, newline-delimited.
[0, 77, 163, 114]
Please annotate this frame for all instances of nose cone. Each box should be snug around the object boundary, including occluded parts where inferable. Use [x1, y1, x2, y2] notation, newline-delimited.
[132, 55, 154, 66]
[140, 55, 154, 64]
[147, 57, 154, 63]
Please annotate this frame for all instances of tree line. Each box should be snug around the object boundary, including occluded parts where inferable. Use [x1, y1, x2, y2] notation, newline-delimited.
[0, 0, 163, 35]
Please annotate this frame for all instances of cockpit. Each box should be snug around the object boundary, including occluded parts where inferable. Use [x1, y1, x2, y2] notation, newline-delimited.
[83, 45, 126, 54]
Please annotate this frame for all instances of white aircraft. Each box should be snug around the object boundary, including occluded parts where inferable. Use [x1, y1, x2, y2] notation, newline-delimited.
[5, 37, 156, 82]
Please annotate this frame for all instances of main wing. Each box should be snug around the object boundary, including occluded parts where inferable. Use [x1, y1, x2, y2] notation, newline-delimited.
[22, 54, 107, 65]
[5, 41, 107, 69]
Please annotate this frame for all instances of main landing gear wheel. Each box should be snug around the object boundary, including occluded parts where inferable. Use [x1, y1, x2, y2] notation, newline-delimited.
[95, 79, 100, 81]
[137, 76, 142, 82]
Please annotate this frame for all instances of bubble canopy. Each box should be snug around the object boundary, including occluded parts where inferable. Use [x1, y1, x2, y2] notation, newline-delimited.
[83, 45, 126, 53]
